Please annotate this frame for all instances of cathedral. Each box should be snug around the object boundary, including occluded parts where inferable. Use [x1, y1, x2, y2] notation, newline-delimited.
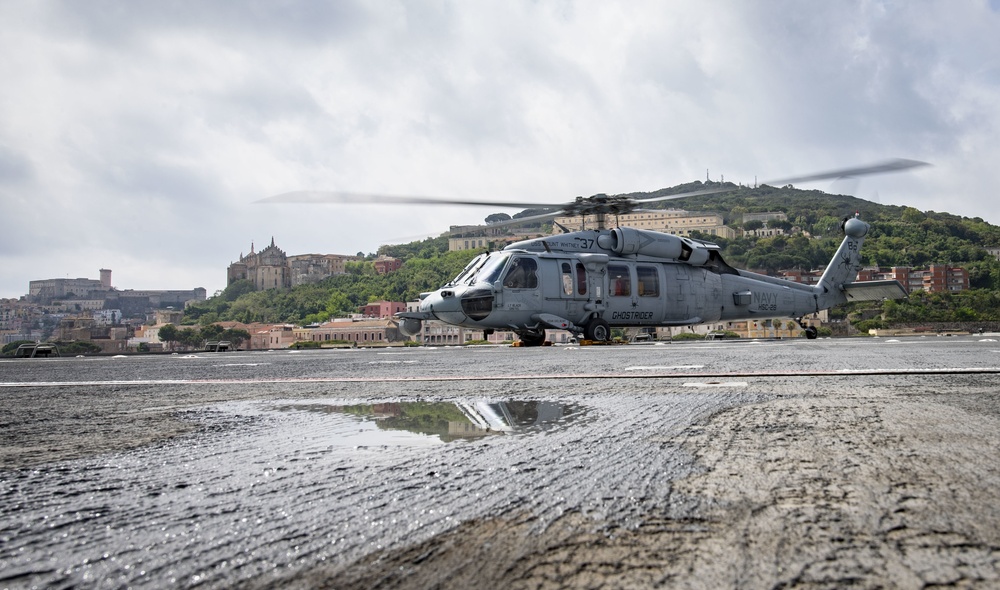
[227, 238, 291, 290]
[227, 238, 358, 290]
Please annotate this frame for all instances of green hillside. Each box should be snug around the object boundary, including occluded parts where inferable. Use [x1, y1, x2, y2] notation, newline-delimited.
[183, 182, 1000, 326]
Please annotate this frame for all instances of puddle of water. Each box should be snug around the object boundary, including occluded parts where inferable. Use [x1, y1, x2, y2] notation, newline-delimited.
[271, 400, 582, 445]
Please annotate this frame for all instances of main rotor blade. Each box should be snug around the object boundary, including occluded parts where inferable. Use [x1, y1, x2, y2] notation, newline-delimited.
[256, 190, 559, 210]
[631, 186, 733, 205]
[763, 158, 930, 186]
[483, 210, 563, 230]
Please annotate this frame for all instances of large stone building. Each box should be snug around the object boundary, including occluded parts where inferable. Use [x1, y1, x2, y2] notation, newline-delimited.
[28, 272, 109, 302]
[552, 209, 737, 239]
[27, 269, 205, 311]
[227, 238, 358, 290]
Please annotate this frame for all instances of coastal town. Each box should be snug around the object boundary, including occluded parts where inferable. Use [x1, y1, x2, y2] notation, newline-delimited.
[0, 208, 982, 353]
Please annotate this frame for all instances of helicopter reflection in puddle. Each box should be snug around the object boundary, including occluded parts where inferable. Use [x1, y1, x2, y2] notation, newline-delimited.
[274, 400, 582, 444]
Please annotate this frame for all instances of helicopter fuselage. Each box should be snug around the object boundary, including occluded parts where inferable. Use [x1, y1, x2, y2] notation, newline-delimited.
[398, 218, 904, 344]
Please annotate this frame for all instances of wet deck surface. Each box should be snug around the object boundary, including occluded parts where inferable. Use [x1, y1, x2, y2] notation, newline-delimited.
[2, 337, 1000, 588]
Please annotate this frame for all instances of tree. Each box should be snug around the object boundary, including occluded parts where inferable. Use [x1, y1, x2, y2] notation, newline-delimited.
[2, 340, 35, 356]
[158, 324, 178, 346]
[201, 323, 225, 341]
[178, 327, 202, 349]
[223, 279, 257, 301]
[485, 213, 512, 224]
[221, 328, 251, 348]
[901, 207, 925, 224]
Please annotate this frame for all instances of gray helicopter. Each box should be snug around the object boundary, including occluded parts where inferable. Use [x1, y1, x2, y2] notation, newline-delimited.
[262, 159, 926, 345]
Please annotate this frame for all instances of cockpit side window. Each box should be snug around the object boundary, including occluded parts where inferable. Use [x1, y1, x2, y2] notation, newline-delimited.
[503, 257, 538, 289]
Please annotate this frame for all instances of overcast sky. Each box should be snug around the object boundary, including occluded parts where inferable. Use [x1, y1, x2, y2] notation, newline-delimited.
[2, 0, 999, 299]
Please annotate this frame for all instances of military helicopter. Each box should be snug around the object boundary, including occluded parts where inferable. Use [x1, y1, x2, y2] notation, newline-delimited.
[261, 159, 926, 345]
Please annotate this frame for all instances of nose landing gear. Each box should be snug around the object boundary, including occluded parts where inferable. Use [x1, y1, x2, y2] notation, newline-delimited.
[516, 331, 547, 347]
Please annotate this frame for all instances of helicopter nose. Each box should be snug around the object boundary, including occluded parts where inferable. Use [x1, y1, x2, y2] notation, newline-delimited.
[421, 289, 468, 325]
[421, 286, 495, 325]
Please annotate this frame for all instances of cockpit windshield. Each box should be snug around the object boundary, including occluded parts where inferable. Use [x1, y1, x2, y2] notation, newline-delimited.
[449, 253, 488, 286]
[467, 253, 510, 285]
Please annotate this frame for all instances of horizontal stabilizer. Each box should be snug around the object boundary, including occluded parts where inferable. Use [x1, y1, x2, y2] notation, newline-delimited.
[842, 280, 908, 301]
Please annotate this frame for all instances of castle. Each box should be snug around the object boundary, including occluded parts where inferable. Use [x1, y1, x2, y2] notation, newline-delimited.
[227, 238, 359, 290]
[27, 268, 206, 312]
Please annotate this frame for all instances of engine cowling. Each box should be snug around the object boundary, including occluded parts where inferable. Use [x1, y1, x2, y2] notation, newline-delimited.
[597, 227, 712, 265]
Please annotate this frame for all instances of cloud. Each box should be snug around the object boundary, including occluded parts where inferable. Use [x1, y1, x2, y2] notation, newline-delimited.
[1, 0, 999, 298]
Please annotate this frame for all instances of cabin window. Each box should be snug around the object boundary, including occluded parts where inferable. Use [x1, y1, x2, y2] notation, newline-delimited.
[608, 264, 631, 297]
[503, 257, 538, 289]
[561, 262, 573, 295]
[637, 266, 659, 297]
[576, 263, 587, 295]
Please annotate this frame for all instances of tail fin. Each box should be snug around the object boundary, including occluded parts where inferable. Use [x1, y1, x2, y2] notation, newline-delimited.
[814, 216, 869, 307]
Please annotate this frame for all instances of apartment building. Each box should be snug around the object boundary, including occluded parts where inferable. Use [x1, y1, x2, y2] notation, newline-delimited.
[856, 264, 969, 293]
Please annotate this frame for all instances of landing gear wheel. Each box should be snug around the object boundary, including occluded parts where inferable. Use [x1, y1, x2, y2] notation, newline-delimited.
[585, 318, 611, 342]
[518, 332, 546, 347]
[804, 326, 818, 339]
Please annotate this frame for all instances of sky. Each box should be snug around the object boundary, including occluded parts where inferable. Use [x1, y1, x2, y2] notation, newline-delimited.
[2, 0, 1000, 299]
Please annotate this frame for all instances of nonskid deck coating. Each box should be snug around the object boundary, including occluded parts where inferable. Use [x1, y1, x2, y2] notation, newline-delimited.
[2, 337, 1000, 588]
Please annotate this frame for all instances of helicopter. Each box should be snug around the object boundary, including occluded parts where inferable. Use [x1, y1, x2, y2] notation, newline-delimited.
[261, 159, 927, 345]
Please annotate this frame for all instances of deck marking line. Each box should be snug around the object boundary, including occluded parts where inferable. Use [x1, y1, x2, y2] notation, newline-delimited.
[3, 367, 1000, 387]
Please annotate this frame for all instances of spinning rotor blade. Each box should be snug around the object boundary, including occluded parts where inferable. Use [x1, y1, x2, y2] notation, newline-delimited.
[763, 158, 930, 186]
[258, 158, 929, 220]
[256, 190, 557, 210]
[482, 210, 563, 230]
[631, 186, 733, 205]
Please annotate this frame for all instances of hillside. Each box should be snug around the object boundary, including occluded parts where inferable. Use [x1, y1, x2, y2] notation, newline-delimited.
[183, 182, 1000, 325]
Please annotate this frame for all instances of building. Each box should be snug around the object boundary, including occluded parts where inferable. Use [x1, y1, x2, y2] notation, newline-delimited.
[449, 233, 549, 252]
[448, 225, 548, 252]
[28, 277, 106, 302]
[227, 238, 291, 290]
[360, 301, 406, 318]
[248, 324, 297, 350]
[228, 238, 358, 289]
[288, 254, 354, 286]
[778, 268, 823, 286]
[856, 264, 969, 294]
[373, 255, 402, 275]
[551, 209, 737, 239]
[780, 264, 969, 294]
[295, 318, 406, 346]
[743, 227, 792, 238]
[742, 211, 788, 224]
[54, 316, 132, 353]
[27, 269, 205, 315]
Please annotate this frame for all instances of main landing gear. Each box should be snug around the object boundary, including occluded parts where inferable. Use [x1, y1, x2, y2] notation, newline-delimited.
[584, 318, 611, 342]
[798, 319, 819, 340]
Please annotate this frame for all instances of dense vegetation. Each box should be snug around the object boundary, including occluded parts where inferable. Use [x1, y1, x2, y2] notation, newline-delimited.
[158, 324, 251, 349]
[183, 182, 1000, 327]
[184, 237, 480, 325]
